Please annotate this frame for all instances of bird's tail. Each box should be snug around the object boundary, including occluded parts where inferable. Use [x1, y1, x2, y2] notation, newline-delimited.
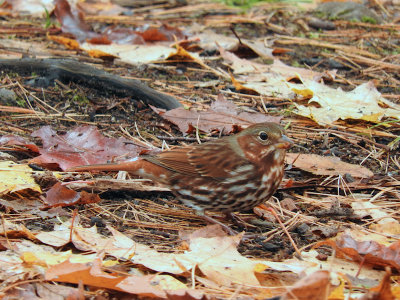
[68, 158, 169, 184]
[68, 158, 145, 173]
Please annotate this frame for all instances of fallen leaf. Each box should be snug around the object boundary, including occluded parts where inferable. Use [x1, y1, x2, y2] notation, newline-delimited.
[80, 43, 175, 64]
[47, 35, 80, 50]
[0, 219, 37, 241]
[286, 153, 373, 178]
[152, 94, 281, 134]
[284, 270, 331, 300]
[136, 24, 185, 42]
[316, 232, 400, 271]
[6, 283, 84, 300]
[44, 182, 100, 208]
[30, 125, 148, 170]
[219, 47, 323, 98]
[5, 0, 54, 17]
[297, 250, 386, 282]
[0, 161, 41, 194]
[36, 219, 305, 287]
[367, 268, 396, 300]
[351, 201, 398, 226]
[35, 217, 94, 248]
[77, 1, 127, 16]
[54, 0, 97, 42]
[292, 80, 400, 125]
[0, 134, 39, 153]
[45, 257, 174, 298]
[369, 222, 400, 236]
[0, 250, 25, 281]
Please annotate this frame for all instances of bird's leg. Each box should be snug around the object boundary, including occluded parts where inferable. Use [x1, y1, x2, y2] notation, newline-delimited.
[225, 212, 258, 231]
[201, 213, 262, 241]
[195, 210, 238, 236]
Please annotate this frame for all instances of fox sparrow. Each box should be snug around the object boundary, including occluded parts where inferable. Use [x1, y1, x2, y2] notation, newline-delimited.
[70, 122, 292, 228]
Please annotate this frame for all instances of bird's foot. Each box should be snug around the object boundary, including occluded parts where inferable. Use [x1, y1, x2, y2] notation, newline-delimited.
[200, 214, 238, 236]
[225, 212, 258, 231]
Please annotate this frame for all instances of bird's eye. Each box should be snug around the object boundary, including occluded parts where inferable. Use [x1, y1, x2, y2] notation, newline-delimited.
[258, 131, 269, 141]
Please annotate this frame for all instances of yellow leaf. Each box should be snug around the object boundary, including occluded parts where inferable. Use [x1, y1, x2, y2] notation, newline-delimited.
[0, 161, 41, 194]
[328, 275, 346, 300]
[292, 80, 400, 125]
[254, 263, 269, 273]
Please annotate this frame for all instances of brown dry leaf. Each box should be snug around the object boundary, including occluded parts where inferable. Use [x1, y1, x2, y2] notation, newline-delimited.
[220, 47, 271, 74]
[5, 282, 84, 300]
[30, 125, 147, 170]
[366, 268, 396, 300]
[193, 29, 240, 52]
[184, 226, 260, 286]
[35, 217, 93, 248]
[56, 0, 184, 45]
[51, 0, 191, 66]
[283, 270, 331, 300]
[108, 224, 261, 286]
[190, 27, 274, 58]
[219, 47, 323, 98]
[0, 218, 37, 241]
[36, 219, 306, 287]
[0, 239, 95, 283]
[45, 257, 181, 298]
[0, 197, 44, 215]
[44, 182, 100, 208]
[316, 233, 400, 271]
[152, 94, 281, 134]
[230, 74, 260, 95]
[47, 34, 80, 50]
[0, 249, 27, 282]
[286, 153, 373, 178]
[102, 225, 313, 286]
[351, 200, 400, 233]
[81, 41, 218, 73]
[298, 250, 386, 283]
[17, 240, 96, 266]
[369, 222, 400, 235]
[136, 24, 185, 42]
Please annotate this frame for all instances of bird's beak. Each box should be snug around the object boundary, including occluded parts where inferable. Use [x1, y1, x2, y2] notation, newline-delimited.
[276, 135, 293, 149]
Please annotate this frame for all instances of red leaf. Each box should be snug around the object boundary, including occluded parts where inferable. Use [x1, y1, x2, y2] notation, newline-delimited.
[151, 94, 281, 134]
[44, 182, 100, 208]
[30, 125, 148, 171]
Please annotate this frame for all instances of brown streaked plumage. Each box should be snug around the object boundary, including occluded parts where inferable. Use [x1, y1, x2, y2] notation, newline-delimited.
[69, 122, 292, 223]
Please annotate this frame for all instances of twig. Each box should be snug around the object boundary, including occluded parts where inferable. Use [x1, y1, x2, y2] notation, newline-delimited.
[258, 204, 302, 258]
[156, 136, 211, 142]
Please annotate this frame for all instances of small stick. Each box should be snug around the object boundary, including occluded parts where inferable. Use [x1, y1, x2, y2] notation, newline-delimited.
[156, 136, 210, 142]
[258, 203, 302, 258]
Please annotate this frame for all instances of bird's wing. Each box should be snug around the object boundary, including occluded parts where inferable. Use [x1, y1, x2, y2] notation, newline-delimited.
[145, 147, 198, 175]
[145, 141, 246, 180]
